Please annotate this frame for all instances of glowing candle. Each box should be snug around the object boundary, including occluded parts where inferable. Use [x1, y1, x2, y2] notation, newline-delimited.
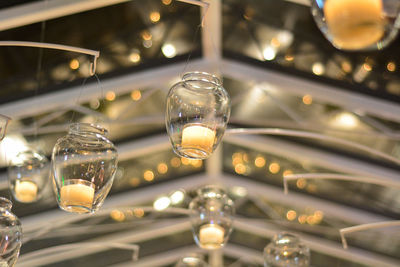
[60, 180, 95, 213]
[199, 224, 225, 249]
[324, 0, 384, 50]
[181, 124, 216, 154]
[15, 180, 38, 202]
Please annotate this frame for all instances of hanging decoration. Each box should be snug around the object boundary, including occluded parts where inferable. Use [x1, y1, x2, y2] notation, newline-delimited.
[311, 0, 400, 50]
[264, 232, 310, 267]
[0, 197, 22, 267]
[189, 185, 234, 250]
[51, 123, 118, 214]
[8, 150, 49, 203]
[166, 72, 231, 160]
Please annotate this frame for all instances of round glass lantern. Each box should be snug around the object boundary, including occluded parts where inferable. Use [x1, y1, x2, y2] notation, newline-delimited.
[165, 72, 231, 159]
[189, 185, 235, 250]
[311, 0, 400, 50]
[8, 150, 49, 203]
[52, 123, 118, 214]
[264, 232, 310, 267]
[0, 198, 22, 267]
[175, 254, 208, 267]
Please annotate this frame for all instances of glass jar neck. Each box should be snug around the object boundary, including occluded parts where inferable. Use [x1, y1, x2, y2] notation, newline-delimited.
[69, 123, 108, 137]
[182, 72, 221, 90]
[0, 197, 12, 211]
[197, 185, 226, 199]
[272, 232, 301, 248]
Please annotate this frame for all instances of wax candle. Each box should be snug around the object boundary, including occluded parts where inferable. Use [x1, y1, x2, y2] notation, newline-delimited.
[324, 0, 384, 50]
[181, 124, 216, 154]
[199, 224, 225, 249]
[15, 180, 38, 202]
[60, 180, 95, 213]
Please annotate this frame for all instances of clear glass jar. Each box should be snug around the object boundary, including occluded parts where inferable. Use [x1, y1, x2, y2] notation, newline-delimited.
[311, 0, 400, 50]
[52, 123, 118, 214]
[264, 232, 310, 267]
[8, 150, 49, 203]
[165, 72, 231, 159]
[0, 197, 22, 267]
[175, 254, 208, 267]
[189, 185, 234, 250]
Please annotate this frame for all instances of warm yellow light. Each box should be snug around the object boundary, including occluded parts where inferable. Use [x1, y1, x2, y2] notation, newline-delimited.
[129, 177, 140, 187]
[232, 157, 243, 166]
[69, 59, 80, 70]
[298, 214, 307, 224]
[130, 90, 141, 101]
[162, 0, 172, 5]
[312, 62, 325, 75]
[283, 170, 293, 177]
[133, 208, 144, 218]
[302, 94, 312, 105]
[387, 61, 396, 72]
[129, 52, 141, 63]
[263, 46, 276, 61]
[307, 184, 317, 193]
[143, 170, 154, 182]
[149, 11, 161, 23]
[307, 215, 317, 225]
[254, 156, 266, 168]
[235, 163, 246, 174]
[157, 163, 168, 174]
[270, 37, 280, 48]
[153, 196, 170, 211]
[285, 54, 294, 61]
[296, 178, 307, 189]
[105, 91, 116, 101]
[341, 61, 352, 73]
[286, 210, 297, 221]
[269, 162, 280, 174]
[314, 210, 324, 222]
[190, 159, 203, 168]
[110, 210, 125, 222]
[242, 153, 249, 163]
[162, 43, 177, 58]
[141, 30, 152, 41]
[363, 63, 372, 71]
[170, 157, 181, 168]
[181, 157, 190, 166]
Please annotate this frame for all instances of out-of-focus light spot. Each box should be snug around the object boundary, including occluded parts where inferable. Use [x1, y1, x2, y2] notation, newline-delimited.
[143, 40, 152, 48]
[69, 59, 79, 70]
[312, 62, 325, 75]
[149, 11, 161, 23]
[232, 155, 243, 166]
[270, 37, 280, 48]
[235, 163, 246, 174]
[307, 184, 317, 193]
[162, 44, 177, 58]
[143, 170, 154, 182]
[242, 153, 249, 163]
[363, 63, 372, 71]
[141, 30, 152, 41]
[286, 210, 297, 221]
[269, 162, 280, 174]
[314, 210, 324, 222]
[387, 61, 396, 72]
[277, 30, 293, 47]
[254, 156, 266, 168]
[133, 208, 144, 218]
[302, 94, 312, 105]
[105, 91, 116, 101]
[181, 157, 190, 166]
[154, 196, 170, 211]
[296, 178, 307, 189]
[170, 190, 185, 204]
[170, 157, 181, 168]
[285, 54, 294, 61]
[131, 90, 142, 101]
[243, 7, 254, 20]
[157, 163, 168, 174]
[89, 99, 100, 109]
[110, 210, 125, 222]
[231, 186, 248, 197]
[263, 46, 276, 61]
[129, 51, 141, 63]
[307, 215, 317, 225]
[332, 112, 359, 129]
[298, 214, 307, 224]
[341, 61, 352, 73]
[162, 0, 172, 5]
[283, 170, 293, 177]
[129, 177, 140, 187]
[190, 159, 203, 168]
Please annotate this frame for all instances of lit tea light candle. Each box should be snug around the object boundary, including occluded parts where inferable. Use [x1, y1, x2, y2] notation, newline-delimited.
[324, 0, 384, 50]
[181, 124, 216, 154]
[199, 224, 225, 249]
[15, 180, 38, 202]
[60, 179, 95, 213]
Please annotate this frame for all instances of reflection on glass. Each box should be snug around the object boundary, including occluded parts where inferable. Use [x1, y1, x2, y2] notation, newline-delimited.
[0, 115, 10, 141]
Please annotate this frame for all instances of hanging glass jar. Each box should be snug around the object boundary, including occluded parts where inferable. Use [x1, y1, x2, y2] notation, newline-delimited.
[189, 185, 234, 250]
[311, 0, 400, 50]
[0, 197, 22, 267]
[165, 72, 231, 160]
[52, 123, 118, 214]
[8, 150, 49, 203]
[264, 232, 310, 267]
[175, 254, 208, 267]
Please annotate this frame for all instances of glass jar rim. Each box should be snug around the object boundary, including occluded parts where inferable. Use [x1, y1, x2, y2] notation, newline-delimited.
[182, 71, 222, 87]
[272, 232, 301, 246]
[196, 185, 227, 198]
[69, 123, 108, 136]
[0, 197, 12, 210]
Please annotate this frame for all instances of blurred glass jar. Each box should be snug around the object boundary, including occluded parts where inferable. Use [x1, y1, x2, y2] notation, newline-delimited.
[8, 150, 49, 203]
[52, 123, 118, 214]
[311, 0, 400, 50]
[166, 72, 230, 160]
[189, 185, 234, 250]
[175, 254, 208, 267]
[264, 232, 310, 267]
[0, 198, 22, 267]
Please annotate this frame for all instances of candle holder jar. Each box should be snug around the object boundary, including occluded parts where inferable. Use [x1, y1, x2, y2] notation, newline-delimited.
[0, 198, 22, 267]
[311, 0, 400, 50]
[264, 232, 310, 267]
[8, 150, 49, 203]
[189, 185, 235, 250]
[175, 254, 208, 267]
[165, 72, 231, 160]
[52, 123, 118, 214]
